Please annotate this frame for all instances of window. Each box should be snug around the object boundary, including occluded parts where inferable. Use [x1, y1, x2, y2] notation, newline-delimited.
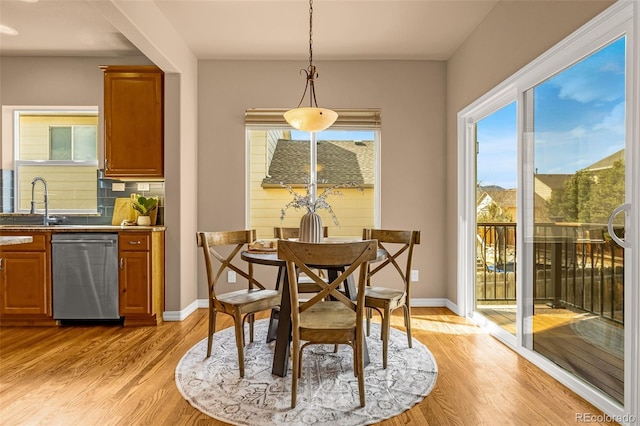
[10, 107, 99, 213]
[246, 109, 380, 239]
[49, 125, 97, 161]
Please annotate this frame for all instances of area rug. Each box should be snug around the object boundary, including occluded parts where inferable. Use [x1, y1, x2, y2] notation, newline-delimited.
[175, 319, 438, 425]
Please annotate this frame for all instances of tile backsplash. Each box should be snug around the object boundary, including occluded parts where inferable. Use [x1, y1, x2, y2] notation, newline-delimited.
[0, 169, 165, 226]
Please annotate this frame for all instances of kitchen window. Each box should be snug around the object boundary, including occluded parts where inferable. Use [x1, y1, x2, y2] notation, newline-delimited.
[245, 108, 381, 239]
[8, 107, 99, 214]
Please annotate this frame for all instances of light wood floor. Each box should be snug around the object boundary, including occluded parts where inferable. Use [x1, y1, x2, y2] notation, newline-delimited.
[0, 308, 618, 425]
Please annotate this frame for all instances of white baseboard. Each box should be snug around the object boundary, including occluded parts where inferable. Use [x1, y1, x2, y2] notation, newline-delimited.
[163, 297, 456, 321]
[162, 299, 199, 321]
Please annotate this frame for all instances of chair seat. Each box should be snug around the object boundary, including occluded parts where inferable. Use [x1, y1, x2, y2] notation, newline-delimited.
[217, 288, 280, 305]
[300, 301, 356, 330]
[365, 286, 405, 302]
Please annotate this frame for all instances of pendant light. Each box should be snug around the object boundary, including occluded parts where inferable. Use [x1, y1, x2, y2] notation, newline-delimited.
[283, 0, 338, 132]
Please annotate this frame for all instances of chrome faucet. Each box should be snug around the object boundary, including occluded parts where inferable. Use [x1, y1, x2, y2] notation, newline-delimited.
[30, 177, 50, 225]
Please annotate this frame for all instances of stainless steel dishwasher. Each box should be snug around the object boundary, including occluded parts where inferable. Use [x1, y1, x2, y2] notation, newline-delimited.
[52, 233, 119, 320]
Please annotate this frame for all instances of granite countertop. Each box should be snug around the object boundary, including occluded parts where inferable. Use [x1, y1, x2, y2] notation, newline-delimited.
[0, 236, 34, 246]
[0, 225, 166, 232]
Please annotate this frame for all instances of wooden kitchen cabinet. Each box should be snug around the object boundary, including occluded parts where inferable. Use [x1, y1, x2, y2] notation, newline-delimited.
[0, 232, 54, 326]
[102, 65, 164, 178]
[118, 230, 165, 326]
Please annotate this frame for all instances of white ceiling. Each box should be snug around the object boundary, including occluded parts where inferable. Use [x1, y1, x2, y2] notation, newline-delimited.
[0, 0, 498, 60]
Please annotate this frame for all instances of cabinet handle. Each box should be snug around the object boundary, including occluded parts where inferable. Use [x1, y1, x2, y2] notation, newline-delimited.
[105, 159, 109, 170]
[120, 258, 124, 270]
[129, 241, 142, 245]
[0, 258, 3, 271]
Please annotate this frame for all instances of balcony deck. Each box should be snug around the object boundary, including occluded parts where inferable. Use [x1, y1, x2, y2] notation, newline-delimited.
[478, 304, 624, 403]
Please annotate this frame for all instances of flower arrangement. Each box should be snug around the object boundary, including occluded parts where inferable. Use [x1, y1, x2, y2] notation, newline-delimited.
[280, 180, 364, 226]
[131, 194, 158, 216]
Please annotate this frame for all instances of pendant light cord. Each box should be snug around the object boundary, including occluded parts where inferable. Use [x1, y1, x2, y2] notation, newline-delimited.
[295, 0, 320, 109]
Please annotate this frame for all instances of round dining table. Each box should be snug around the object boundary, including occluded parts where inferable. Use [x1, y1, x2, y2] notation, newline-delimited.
[241, 247, 386, 377]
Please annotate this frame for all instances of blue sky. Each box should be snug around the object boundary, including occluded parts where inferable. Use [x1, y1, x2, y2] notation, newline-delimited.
[477, 37, 625, 189]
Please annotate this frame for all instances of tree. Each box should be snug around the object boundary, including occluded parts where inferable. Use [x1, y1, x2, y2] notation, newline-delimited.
[547, 160, 624, 224]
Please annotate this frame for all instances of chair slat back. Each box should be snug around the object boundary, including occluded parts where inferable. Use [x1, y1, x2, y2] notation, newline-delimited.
[197, 230, 262, 299]
[273, 226, 329, 239]
[362, 229, 420, 294]
[278, 240, 377, 315]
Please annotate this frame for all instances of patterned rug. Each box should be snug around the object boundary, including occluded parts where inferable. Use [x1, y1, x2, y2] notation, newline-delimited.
[175, 319, 438, 425]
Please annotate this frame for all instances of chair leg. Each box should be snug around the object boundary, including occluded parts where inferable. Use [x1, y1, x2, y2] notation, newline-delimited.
[366, 307, 371, 337]
[233, 313, 246, 378]
[352, 342, 358, 377]
[207, 308, 217, 358]
[248, 313, 255, 343]
[291, 334, 300, 408]
[381, 306, 391, 369]
[356, 332, 365, 407]
[403, 304, 413, 348]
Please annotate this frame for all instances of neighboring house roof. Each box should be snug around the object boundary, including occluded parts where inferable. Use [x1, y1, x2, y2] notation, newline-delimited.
[584, 149, 624, 171]
[477, 189, 550, 222]
[262, 139, 374, 186]
[484, 189, 516, 209]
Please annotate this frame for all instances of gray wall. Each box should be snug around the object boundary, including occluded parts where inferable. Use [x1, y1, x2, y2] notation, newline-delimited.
[197, 59, 447, 300]
[0, 0, 616, 313]
[445, 0, 615, 304]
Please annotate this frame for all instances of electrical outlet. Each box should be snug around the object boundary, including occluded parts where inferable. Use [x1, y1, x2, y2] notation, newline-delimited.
[227, 271, 236, 283]
[112, 182, 125, 192]
[411, 270, 419, 282]
[137, 183, 150, 191]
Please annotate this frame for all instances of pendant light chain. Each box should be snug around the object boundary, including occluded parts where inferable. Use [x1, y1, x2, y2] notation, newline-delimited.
[308, 0, 314, 71]
[283, 0, 338, 132]
[307, 0, 319, 108]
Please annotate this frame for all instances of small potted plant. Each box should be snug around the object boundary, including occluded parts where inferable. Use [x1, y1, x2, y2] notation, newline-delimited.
[131, 194, 158, 226]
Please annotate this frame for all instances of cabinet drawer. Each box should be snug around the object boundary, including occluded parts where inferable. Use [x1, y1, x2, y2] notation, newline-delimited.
[119, 233, 150, 251]
[0, 233, 48, 251]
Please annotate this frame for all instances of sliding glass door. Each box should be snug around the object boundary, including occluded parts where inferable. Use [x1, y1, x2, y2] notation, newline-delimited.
[459, 2, 637, 420]
[524, 36, 626, 404]
[475, 102, 518, 336]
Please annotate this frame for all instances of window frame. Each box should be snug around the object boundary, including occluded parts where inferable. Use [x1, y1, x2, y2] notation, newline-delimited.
[6, 106, 99, 214]
[245, 109, 382, 238]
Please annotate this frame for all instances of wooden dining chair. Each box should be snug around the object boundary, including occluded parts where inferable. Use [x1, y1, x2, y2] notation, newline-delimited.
[196, 230, 280, 378]
[362, 229, 421, 369]
[277, 239, 378, 408]
[273, 226, 328, 239]
[274, 226, 330, 286]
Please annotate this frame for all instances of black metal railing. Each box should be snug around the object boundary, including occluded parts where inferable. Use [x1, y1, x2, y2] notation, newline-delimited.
[476, 222, 624, 324]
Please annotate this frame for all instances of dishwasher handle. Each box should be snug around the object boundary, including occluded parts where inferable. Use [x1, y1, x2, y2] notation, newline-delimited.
[52, 239, 116, 245]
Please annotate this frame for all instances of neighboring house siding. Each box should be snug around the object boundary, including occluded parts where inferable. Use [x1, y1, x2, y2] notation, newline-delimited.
[249, 130, 374, 239]
[16, 114, 98, 212]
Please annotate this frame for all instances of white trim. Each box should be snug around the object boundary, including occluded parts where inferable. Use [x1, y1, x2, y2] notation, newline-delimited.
[457, 1, 637, 422]
[162, 299, 199, 322]
[163, 297, 454, 321]
[626, 0, 640, 421]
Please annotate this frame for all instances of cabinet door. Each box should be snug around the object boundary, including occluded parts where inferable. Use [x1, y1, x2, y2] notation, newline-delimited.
[103, 66, 164, 177]
[0, 252, 51, 317]
[119, 251, 151, 315]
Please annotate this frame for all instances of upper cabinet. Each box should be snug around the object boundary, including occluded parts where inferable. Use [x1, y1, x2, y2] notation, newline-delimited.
[102, 65, 164, 178]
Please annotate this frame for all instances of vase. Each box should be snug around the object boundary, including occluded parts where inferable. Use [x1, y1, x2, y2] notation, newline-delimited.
[137, 215, 151, 226]
[299, 211, 323, 243]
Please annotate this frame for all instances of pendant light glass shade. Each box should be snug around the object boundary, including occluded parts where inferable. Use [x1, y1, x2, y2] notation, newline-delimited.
[284, 107, 338, 132]
[284, 0, 337, 133]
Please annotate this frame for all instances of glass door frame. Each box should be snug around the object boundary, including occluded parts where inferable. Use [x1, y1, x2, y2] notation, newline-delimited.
[456, 1, 638, 422]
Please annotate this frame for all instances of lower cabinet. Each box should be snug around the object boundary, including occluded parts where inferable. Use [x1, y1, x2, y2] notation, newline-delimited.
[0, 229, 165, 327]
[118, 230, 165, 326]
[0, 232, 55, 325]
